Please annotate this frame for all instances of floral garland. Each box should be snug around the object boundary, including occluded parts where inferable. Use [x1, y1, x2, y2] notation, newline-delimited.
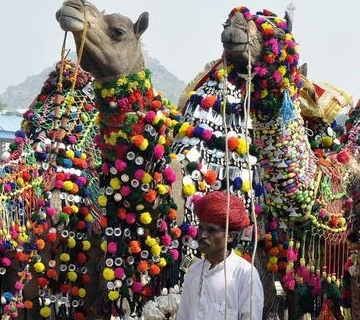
[93, 69, 183, 317]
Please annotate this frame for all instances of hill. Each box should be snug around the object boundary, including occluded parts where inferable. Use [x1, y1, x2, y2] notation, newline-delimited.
[0, 52, 187, 111]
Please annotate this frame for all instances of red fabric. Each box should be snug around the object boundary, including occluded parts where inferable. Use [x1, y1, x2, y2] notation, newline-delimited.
[194, 191, 250, 230]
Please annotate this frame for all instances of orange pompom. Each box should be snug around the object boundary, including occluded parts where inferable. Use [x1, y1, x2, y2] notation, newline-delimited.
[269, 247, 279, 256]
[46, 269, 58, 279]
[153, 172, 162, 183]
[278, 261, 288, 271]
[269, 263, 278, 273]
[132, 135, 145, 147]
[137, 260, 148, 273]
[149, 264, 161, 276]
[204, 170, 217, 185]
[264, 233, 272, 241]
[117, 208, 127, 220]
[144, 189, 157, 203]
[24, 300, 34, 309]
[228, 136, 239, 151]
[168, 208, 177, 220]
[265, 241, 273, 249]
[171, 227, 182, 238]
[36, 239, 46, 250]
[99, 216, 108, 228]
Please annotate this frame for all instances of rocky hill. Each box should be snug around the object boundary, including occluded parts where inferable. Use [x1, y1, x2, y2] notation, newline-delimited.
[0, 52, 187, 111]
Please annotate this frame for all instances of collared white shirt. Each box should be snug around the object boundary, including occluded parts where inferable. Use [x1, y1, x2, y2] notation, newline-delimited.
[176, 251, 264, 320]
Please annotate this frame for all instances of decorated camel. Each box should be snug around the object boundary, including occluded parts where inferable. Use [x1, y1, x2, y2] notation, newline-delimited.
[174, 6, 354, 320]
[57, 0, 184, 319]
[0, 60, 104, 320]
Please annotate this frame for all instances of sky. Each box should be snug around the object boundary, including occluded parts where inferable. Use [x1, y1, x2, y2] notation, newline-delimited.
[0, 0, 359, 105]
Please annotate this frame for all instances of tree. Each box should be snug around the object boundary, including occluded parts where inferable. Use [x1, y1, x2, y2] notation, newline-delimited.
[0, 99, 7, 111]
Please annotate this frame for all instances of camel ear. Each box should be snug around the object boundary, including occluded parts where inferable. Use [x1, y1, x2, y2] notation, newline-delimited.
[134, 12, 149, 38]
[248, 20, 258, 37]
[284, 11, 292, 33]
[300, 63, 308, 77]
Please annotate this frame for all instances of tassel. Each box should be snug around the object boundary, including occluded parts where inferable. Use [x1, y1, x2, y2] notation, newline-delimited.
[280, 89, 294, 127]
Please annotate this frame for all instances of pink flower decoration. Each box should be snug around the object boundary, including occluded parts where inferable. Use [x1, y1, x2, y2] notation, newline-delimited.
[254, 65, 268, 76]
[4, 183, 11, 193]
[115, 159, 127, 172]
[77, 176, 88, 185]
[161, 234, 172, 247]
[107, 242, 118, 254]
[118, 97, 129, 107]
[121, 185, 131, 197]
[126, 212, 136, 224]
[114, 267, 125, 279]
[154, 144, 165, 160]
[14, 136, 23, 144]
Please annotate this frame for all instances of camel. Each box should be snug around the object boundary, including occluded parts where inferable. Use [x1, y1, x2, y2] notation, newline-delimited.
[0, 60, 103, 320]
[57, 1, 183, 319]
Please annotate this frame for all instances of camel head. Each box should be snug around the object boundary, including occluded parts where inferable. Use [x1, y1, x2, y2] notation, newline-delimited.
[56, 0, 149, 82]
[221, 7, 290, 73]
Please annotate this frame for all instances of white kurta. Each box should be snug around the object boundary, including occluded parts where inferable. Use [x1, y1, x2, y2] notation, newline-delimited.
[176, 251, 264, 320]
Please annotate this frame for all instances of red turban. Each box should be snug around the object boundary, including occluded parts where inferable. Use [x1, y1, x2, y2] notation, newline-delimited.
[194, 191, 250, 231]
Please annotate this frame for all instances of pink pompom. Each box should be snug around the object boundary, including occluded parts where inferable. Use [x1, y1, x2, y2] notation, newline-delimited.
[68, 135, 77, 144]
[187, 226, 198, 238]
[154, 144, 165, 160]
[145, 110, 156, 123]
[107, 242, 118, 254]
[255, 204, 263, 215]
[134, 169, 145, 181]
[1, 257, 11, 267]
[77, 176, 87, 185]
[202, 130, 213, 141]
[121, 185, 131, 197]
[4, 183, 12, 193]
[15, 281, 24, 290]
[132, 281, 143, 293]
[46, 207, 56, 217]
[170, 249, 179, 261]
[101, 163, 110, 174]
[115, 159, 127, 172]
[126, 212, 136, 224]
[114, 267, 125, 279]
[162, 167, 177, 183]
[192, 194, 202, 204]
[158, 220, 167, 232]
[56, 180, 64, 189]
[161, 234, 172, 246]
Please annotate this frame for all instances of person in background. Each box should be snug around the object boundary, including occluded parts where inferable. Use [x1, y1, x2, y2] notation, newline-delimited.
[176, 191, 264, 320]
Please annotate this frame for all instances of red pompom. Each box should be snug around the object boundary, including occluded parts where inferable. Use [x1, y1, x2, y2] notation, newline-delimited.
[337, 149, 350, 164]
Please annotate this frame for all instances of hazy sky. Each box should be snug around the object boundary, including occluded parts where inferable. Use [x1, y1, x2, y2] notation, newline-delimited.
[1, 0, 359, 104]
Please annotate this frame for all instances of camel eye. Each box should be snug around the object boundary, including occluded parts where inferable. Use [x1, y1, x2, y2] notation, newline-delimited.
[111, 28, 125, 39]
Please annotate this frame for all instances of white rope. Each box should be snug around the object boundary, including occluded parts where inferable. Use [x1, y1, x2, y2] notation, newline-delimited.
[221, 53, 231, 320]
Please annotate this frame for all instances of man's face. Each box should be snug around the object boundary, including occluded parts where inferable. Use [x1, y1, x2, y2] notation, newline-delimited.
[197, 221, 233, 256]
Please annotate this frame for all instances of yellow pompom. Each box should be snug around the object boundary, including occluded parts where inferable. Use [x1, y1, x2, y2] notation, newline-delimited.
[151, 244, 161, 257]
[158, 258, 167, 267]
[103, 267, 115, 281]
[98, 195, 108, 207]
[269, 256, 278, 264]
[157, 184, 168, 195]
[82, 240, 91, 251]
[84, 214, 93, 223]
[321, 136, 333, 147]
[236, 138, 248, 155]
[241, 180, 251, 193]
[110, 177, 121, 190]
[16, 177, 24, 187]
[101, 240, 108, 252]
[139, 139, 149, 151]
[65, 149, 74, 159]
[81, 114, 88, 122]
[145, 236, 157, 247]
[34, 262, 45, 273]
[158, 135, 166, 145]
[78, 288, 86, 298]
[140, 212, 152, 224]
[183, 184, 196, 197]
[108, 290, 119, 301]
[141, 172, 152, 184]
[63, 181, 73, 191]
[60, 253, 70, 262]
[70, 205, 79, 214]
[81, 153, 87, 160]
[67, 271, 78, 282]
[67, 237, 76, 248]
[40, 306, 51, 317]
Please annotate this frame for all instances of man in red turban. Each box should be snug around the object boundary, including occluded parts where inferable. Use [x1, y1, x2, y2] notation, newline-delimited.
[177, 191, 264, 320]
